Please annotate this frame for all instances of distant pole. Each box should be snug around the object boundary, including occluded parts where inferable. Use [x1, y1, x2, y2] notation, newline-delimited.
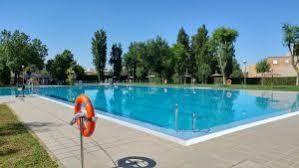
[243, 60, 247, 86]
[22, 65, 25, 86]
[270, 68, 273, 89]
[22, 65, 25, 97]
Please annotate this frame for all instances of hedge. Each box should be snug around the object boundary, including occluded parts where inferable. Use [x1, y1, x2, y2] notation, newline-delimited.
[232, 77, 297, 85]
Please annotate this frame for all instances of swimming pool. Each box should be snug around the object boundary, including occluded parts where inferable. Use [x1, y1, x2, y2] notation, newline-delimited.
[32, 85, 299, 141]
[1, 85, 299, 143]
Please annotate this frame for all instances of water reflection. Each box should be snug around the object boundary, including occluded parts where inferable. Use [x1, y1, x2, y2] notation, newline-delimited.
[37, 86, 299, 134]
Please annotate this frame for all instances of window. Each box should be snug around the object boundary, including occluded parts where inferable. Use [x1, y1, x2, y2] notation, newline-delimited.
[273, 60, 278, 65]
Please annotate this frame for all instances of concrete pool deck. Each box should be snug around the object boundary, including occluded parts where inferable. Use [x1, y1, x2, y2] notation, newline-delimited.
[2, 96, 299, 167]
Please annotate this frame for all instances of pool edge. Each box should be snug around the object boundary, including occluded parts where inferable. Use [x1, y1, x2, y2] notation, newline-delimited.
[34, 94, 299, 146]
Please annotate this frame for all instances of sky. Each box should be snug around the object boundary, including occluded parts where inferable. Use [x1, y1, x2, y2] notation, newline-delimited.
[0, 0, 298, 69]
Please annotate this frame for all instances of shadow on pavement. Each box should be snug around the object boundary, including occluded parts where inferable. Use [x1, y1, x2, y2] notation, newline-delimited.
[116, 156, 157, 168]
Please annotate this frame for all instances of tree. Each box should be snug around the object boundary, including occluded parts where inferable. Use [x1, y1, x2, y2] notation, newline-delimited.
[176, 27, 194, 82]
[282, 24, 299, 85]
[124, 42, 140, 80]
[146, 36, 172, 82]
[171, 44, 188, 82]
[0, 43, 10, 85]
[230, 58, 243, 78]
[66, 66, 76, 85]
[92, 29, 107, 82]
[211, 27, 238, 84]
[29, 39, 47, 70]
[46, 50, 75, 84]
[0, 63, 10, 85]
[177, 27, 190, 50]
[73, 64, 85, 80]
[109, 43, 122, 80]
[256, 59, 270, 85]
[191, 25, 211, 83]
[0, 29, 47, 84]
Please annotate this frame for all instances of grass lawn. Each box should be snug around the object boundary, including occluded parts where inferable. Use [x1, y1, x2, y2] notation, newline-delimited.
[118, 83, 299, 92]
[0, 104, 58, 168]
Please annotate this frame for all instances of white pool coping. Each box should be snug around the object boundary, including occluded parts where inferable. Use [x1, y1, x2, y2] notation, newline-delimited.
[34, 94, 299, 146]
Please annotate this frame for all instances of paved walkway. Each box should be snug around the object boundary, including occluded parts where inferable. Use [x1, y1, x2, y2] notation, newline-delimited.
[2, 96, 299, 168]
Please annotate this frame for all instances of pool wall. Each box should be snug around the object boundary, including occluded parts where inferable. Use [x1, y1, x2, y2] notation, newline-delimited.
[35, 94, 299, 146]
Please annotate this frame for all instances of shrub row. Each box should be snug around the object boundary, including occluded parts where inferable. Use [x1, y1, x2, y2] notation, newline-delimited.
[79, 74, 297, 86]
[232, 77, 297, 85]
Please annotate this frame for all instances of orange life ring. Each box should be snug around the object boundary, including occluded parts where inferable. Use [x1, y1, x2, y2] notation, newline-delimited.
[74, 94, 96, 137]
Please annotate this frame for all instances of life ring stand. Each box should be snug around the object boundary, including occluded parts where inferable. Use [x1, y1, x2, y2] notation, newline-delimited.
[69, 94, 97, 168]
[71, 94, 96, 137]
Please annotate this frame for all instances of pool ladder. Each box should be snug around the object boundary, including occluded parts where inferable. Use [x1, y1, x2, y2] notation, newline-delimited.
[174, 104, 210, 133]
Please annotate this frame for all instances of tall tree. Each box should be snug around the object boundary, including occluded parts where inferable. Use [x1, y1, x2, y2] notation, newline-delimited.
[177, 27, 189, 49]
[176, 27, 194, 82]
[256, 59, 270, 85]
[191, 25, 211, 83]
[46, 50, 75, 84]
[124, 42, 143, 80]
[109, 43, 122, 80]
[171, 44, 188, 82]
[29, 39, 47, 70]
[146, 36, 172, 82]
[92, 29, 107, 82]
[0, 42, 10, 85]
[211, 27, 238, 84]
[282, 24, 299, 85]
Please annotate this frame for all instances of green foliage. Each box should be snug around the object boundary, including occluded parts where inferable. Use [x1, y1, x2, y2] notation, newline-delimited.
[109, 43, 122, 80]
[264, 77, 296, 85]
[92, 29, 107, 82]
[177, 27, 190, 50]
[171, 44, 188, 82]
[191, 25, 211, 83]
[124, 37, 173, 82]
[123, 42, 147, 80]
[146, 36, 173, 82]
[46, 50, 76, 84]
[256, 59, 270, 85]
[177, 27, 196, 78]
[0, 64, 10, 85]
[282, 24, 299, 49]
[256, 59, 270, 74]
[66, 66, 76, 85]
[121, 26, 243, 84]
[0, 105, 58, 167]
[73, 64, 85, 80]
[211, 27, 239, 84]
[230, 58, 243, 78]
[282, 24, 299, 85]
[0, 29, 47, 84]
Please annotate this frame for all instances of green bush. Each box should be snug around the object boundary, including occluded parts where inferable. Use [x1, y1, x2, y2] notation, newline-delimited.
[232, 77, 297, 85]
[263, 77, 296, 85]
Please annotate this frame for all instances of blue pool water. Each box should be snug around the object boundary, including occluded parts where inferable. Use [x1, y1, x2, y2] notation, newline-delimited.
[2, 85, 299, 140]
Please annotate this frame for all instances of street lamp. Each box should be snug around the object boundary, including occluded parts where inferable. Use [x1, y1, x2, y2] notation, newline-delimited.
[21, 65, 25, 86]
[243, 60, 247, 86]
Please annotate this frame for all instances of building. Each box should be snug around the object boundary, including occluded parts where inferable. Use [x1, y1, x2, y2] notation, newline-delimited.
[247, 56, 296, 78]
[85, 68, 97, 76]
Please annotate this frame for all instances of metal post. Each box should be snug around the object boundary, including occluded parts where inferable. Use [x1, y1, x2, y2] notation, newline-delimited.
[79, 117, 84, 168]
[243, 60, 247, 86]
[175, 104, 178, 132]
[192, 112, 196, 132]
